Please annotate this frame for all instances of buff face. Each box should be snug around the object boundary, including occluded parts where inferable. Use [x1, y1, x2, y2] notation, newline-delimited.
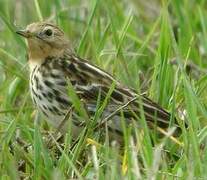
[16, 22, 70, 60]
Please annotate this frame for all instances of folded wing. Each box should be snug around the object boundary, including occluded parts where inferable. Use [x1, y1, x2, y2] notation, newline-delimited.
[59, 53, 179, 131]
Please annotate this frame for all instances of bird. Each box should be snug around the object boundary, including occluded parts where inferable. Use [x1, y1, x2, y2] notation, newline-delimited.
[16, 22, 181, 141]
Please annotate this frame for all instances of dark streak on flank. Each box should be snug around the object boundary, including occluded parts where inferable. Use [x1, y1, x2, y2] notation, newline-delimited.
[44, 80, 53, 88]
[32, 87, 38, 98]
[42, 104, 48, 110]
[37, 94, 42, 100]
[41, 109, 49, 117]
[48, 107, 54, 113]
[52, 106, 59, 113]
[52, 89, 60, 96]
[68, 63, 77, 73]
[37, 83, 43, 91]
[42, 92, 47, 97]
[56, 96, 70, 107]
[34, 75, 39, 87]
[50, 73, 60, 79]
[57, 81, 67, 86]
[47, 91, 53, 100]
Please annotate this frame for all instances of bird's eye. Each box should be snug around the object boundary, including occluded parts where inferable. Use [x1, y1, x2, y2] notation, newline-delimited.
[44, 29, 53, 36]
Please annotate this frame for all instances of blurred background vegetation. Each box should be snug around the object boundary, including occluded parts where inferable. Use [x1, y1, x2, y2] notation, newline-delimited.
[1, 0, 207, 179]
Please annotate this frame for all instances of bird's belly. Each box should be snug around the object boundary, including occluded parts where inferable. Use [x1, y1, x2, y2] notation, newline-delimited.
[30, 67, 71, 127]
[31, 87, 70, 127]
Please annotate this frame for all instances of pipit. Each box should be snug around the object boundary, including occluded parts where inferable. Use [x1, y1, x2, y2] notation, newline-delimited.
[16, 22, 180, 140]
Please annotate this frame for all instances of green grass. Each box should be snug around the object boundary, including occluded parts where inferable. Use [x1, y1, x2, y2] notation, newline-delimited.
[1, 0, 207, 179]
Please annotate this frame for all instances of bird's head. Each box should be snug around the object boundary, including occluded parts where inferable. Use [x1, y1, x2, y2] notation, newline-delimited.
[16, 22, 71, 61]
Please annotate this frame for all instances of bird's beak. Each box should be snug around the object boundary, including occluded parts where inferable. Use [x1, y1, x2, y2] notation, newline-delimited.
[16, 29, 32, 38]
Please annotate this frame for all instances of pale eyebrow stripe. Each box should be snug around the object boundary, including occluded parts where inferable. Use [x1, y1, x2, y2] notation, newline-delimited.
[43, 23, 64, 34]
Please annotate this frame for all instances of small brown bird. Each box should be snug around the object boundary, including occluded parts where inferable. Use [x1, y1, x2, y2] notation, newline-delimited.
[16, 22, 179, 139]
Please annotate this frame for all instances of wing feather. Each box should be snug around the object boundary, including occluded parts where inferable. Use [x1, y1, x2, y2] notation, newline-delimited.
[60, 53, 179, 130]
